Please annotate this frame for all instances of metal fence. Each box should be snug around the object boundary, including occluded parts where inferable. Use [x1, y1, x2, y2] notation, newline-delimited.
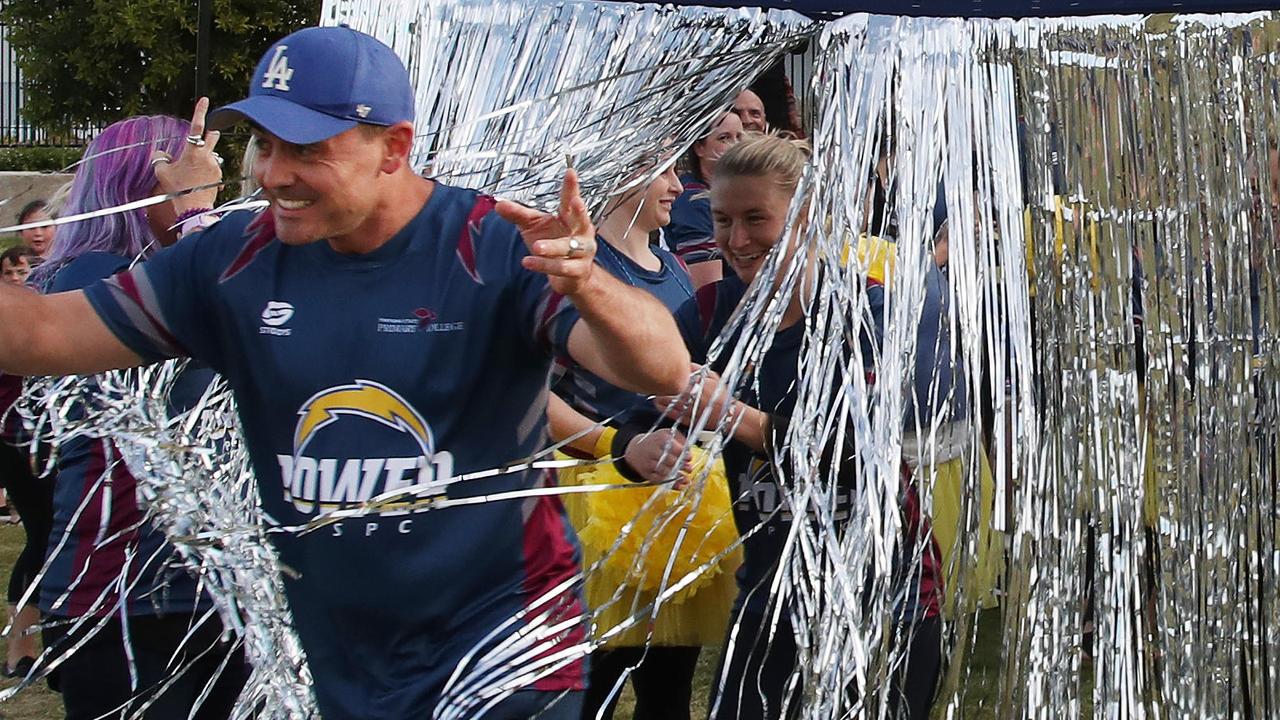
[0, 21, 97, 146]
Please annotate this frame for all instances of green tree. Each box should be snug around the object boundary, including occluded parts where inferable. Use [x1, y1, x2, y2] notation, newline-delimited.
[0, 0, 321, 133]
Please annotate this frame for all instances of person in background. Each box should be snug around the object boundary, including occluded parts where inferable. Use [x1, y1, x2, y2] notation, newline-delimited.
[746, 60, 807, 138]
[1, 245, 36, 286]
[25, 105, 248, 718]
[0, 243, 50, 678]
[732, 89, 768, 133]
[548, 164, 739, 720]
[620, 134, 945, 720]
[16, 200, 54, 261]
[668, 111, 744, 288]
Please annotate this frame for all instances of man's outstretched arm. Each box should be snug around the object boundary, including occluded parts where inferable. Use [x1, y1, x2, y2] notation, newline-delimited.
[496, 170, 690, 396]
[0, 285, 143, 376]
[561, 268, 690, 395]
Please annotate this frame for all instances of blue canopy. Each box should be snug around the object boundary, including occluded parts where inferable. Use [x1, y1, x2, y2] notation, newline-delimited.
[671, 0, 1278, 18]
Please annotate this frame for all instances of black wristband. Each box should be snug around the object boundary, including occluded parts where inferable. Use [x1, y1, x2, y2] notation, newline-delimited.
[609, 422, 648, 483]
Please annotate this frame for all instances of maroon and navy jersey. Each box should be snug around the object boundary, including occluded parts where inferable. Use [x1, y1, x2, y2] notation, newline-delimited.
[81, 183, 586, 719]
[40, 252, 206, 619]
[666, 173, 719, 266]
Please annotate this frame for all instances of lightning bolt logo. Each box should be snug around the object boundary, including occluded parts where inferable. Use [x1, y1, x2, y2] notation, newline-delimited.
[294, 380, 433, 455]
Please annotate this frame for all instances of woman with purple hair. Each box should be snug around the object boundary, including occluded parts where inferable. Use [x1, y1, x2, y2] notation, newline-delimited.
[26, 103, 247, 719]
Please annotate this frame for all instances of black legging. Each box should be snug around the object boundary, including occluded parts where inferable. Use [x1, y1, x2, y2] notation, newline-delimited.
[42, 610, 248, 720]
[0, 441, 53, 605]
[709, 610, 942, 720]
[583, 645, 702, 720]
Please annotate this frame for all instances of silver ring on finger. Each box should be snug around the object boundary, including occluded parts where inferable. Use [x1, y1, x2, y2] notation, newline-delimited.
[564, 237, 584, 259]
[150, 155, 172, 168]
[212, 152, 224, 166]
[186, 134, 206, 147]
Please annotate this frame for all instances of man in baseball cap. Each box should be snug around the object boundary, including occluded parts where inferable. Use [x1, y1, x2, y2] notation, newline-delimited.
[0, 24, 692, 720]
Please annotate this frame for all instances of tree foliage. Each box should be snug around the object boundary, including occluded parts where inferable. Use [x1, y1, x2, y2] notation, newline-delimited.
[0, 0, 322, 132]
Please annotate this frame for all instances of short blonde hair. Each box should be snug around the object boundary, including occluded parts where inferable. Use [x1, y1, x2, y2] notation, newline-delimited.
[711, 132, 811, 194]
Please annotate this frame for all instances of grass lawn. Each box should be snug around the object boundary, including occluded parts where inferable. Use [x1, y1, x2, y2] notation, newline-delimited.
[0, 522, 62, 720]
[0, 519, 1013, 719]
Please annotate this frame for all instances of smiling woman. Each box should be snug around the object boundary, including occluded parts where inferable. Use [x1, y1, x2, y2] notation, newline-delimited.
[546, 162, 741, 720]
[667, 112, 745, 288]
[709, 132, 810, 287]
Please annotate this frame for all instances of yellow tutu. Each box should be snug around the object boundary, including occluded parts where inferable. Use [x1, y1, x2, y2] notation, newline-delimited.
[921, 447, 1004, 616]
[558, 449, 742, 648]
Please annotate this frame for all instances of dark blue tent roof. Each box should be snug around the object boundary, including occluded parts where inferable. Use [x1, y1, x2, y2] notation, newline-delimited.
[671, 0, 1279, 18]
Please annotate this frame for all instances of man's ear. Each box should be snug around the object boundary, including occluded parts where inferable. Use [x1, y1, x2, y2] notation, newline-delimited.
[380, 121, 416, 174]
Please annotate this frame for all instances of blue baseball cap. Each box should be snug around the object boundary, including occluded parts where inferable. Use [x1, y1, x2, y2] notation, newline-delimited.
[208, 26, 415, 145]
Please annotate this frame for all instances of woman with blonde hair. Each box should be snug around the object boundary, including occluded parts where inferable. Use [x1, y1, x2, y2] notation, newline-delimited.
[549, 162, 740, 720]
[620, 133, 948, 720]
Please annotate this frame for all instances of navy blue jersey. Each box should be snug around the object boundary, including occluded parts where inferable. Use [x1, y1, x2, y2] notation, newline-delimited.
[666, 174, 719, 266]
[41, 252, 205, 618]
[672, 275, 942, 620]
[860, 238, 968, 430]
[82, 183, 587, 719]
[905, 261, 968, 429]
[552, 237, 693, 422]
[673, 275, 841, 614]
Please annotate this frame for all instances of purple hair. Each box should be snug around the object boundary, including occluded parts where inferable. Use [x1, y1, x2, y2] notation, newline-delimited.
[31, 115, 188, 287]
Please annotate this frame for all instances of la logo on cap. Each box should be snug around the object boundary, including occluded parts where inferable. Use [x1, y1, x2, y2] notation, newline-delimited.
[262, 45, 294, 91]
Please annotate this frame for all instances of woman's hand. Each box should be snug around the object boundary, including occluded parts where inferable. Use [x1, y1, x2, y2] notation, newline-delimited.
[152, 97, 223, 213]
[655, 365, 737, 429]
[624, 429, 693, 488]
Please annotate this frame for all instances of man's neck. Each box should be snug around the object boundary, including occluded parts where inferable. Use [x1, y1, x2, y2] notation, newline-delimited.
[327, 175, 434, 255]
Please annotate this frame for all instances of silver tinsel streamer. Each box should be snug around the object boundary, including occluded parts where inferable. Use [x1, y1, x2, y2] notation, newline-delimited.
[322, 0, 815, 211]
[790, 10, 1280, 720]
[5, 363, 315, 717]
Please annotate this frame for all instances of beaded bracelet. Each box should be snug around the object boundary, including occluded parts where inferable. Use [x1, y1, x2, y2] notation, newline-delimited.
[175, 207, 215, 239]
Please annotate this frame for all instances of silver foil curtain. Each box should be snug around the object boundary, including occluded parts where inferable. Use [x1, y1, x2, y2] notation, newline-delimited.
[323, 0, 814, 211]
[799, 11, 1280, 719]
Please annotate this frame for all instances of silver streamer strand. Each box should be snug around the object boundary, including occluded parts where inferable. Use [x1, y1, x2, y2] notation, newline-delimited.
[4, 361, 316, 717]
[323, 0, 815, 211]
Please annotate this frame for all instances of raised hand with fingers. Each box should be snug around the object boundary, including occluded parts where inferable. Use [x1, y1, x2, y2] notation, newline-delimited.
[494, 170, 598, 296]
[151, 97, 224, 214]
